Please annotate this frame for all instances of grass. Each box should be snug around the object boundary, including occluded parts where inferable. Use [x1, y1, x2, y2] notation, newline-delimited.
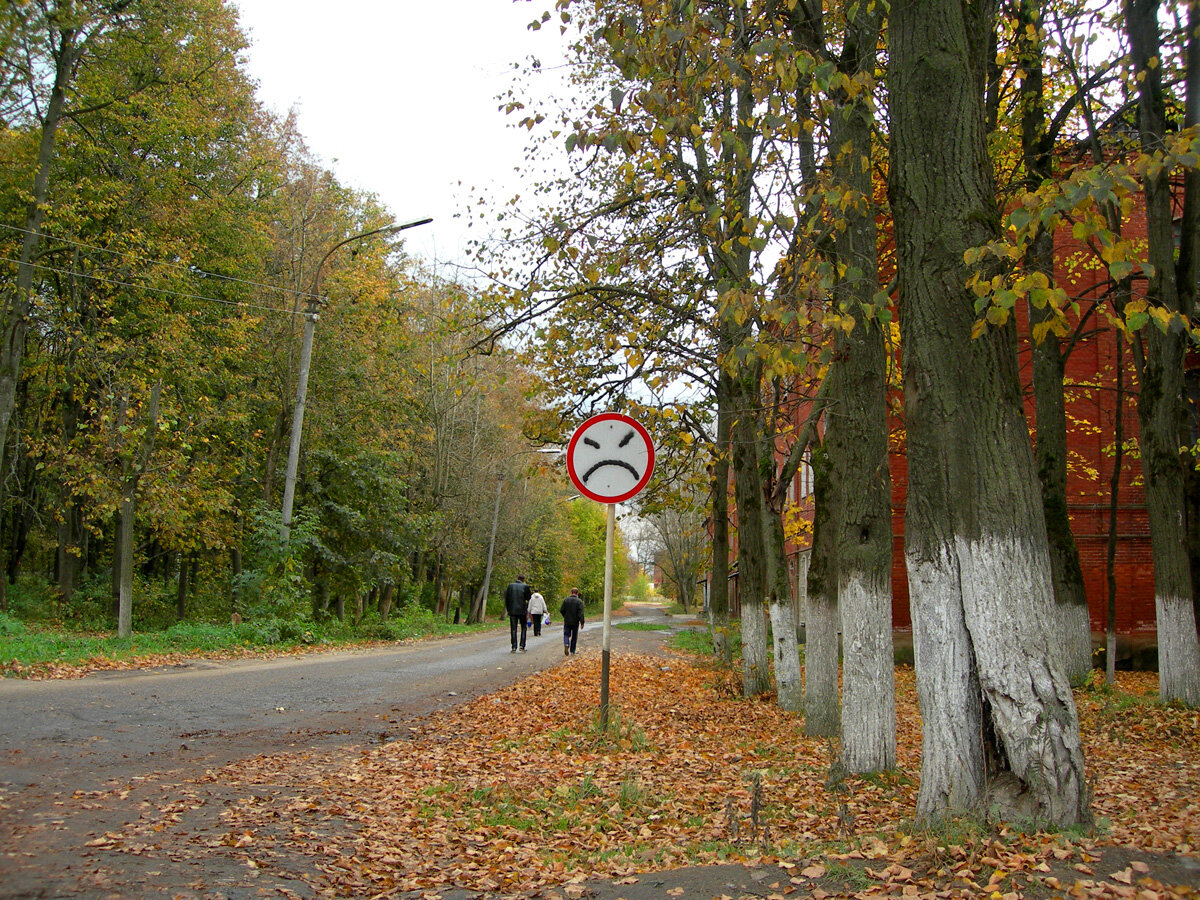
[669, 628, 714, 655]
[1, 596, 708, 678]
[0, 609, 491, 677]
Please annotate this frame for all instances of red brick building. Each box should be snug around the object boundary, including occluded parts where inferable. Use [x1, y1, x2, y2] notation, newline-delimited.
[726, 211, 1161, 652]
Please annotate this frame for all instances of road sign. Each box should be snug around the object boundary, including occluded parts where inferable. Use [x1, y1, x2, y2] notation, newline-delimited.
[566, 413, 655, 504]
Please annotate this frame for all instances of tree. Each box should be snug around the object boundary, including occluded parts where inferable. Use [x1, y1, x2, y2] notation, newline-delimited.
[1011, 0, 1095, 684]
[641, 487, 708, 610]
[888, 0, 1089, 824]
[6, 0, 270, 625]
[783, 0, 895, 771]
[1119, 0, 1200, 706]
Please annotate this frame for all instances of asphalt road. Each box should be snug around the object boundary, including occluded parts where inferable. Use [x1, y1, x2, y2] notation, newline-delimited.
[0, 623, 568, 793]
[0, 610, 679, 898]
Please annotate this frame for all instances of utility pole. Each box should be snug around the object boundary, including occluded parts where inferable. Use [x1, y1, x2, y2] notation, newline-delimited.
[280, 295, 320, 537]
[280, 217, 431, 538]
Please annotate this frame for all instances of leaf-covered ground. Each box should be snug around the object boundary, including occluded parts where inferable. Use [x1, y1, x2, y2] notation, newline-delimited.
[107, 650, 1199, 898]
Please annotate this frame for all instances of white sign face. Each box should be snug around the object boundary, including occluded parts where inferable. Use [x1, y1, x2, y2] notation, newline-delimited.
[566, 413, 655, 504]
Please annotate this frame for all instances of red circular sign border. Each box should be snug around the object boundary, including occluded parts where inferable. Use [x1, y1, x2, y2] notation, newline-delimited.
[566, 413, 656, 504]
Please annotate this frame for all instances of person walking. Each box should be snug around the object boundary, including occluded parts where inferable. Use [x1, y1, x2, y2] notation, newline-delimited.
[559, 588, 585, 656]
[527, 590, 547, 637]
[505, 575, 532, 652]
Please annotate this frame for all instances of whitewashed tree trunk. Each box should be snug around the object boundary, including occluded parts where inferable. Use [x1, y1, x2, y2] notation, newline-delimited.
[1125, 0, 1200, 707]
[732, 369, 772, 698]
[889, 0, 1090, 825]
[1058, 601, 1095, 684]
[763, 438, 803, 712]
[907, 546, 985, 809]
[771, 596, 803, 711]
[840, 569, 896, 773]
[740, 594, 771, 698]
[805, 588, 839, 738]
[804, 446, 839, 737]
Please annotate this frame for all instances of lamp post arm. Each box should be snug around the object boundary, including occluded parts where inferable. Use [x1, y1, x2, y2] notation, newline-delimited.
[280, 217, 431, 538]
[308, 218, 434, 299]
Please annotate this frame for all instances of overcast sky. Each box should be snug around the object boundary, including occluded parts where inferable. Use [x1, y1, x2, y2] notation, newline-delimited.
[231, 0, 569, 271]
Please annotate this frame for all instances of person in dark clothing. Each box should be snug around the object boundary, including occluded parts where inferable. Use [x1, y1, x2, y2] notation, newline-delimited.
[504, 575, 532, 652]
[559, 587, 585, 656]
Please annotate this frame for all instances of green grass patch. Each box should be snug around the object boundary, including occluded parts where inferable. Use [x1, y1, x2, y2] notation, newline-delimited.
[0, 610, 491, 677]
[669, 628, 713, 655]
[822, 860, 876, 890]
[615, 621, 668, 631]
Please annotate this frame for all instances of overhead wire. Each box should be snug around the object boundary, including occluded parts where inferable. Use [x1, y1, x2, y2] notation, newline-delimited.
[0, 253, 302, 317]
[0, 222, 337, 315]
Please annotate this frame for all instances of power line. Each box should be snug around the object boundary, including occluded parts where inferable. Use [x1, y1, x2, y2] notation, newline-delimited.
[0, 222, 322, 305]
[0, 254, 301, 317]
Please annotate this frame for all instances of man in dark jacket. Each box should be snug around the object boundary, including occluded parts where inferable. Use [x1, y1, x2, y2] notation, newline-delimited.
[504, 575, 532, 652]
[559, 588, 585, 656]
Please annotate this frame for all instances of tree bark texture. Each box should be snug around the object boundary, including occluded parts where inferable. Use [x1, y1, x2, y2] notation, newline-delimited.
[888, 0, 1090, 824]
[762, 460, 802, 711]
[804, 443, 840, 738]
[710, 371, 733, 666]
[1124, 0, 1200, 707]
[732, 369, 771, 698]
[825, 6, 895, 771]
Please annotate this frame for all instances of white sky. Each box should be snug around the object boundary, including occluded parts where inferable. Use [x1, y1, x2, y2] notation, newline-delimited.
[231, 0, 569, 272]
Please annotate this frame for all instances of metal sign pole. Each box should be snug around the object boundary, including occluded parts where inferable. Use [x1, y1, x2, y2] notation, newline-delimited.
[563, 412, 654, 735]
[599, 501, 615, 730]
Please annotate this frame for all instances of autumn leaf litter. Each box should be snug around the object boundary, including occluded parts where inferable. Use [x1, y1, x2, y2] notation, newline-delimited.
[106, 651, 1198, 899]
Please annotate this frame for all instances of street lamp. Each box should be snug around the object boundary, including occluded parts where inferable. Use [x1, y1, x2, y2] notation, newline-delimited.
[280, 217, 432, 537]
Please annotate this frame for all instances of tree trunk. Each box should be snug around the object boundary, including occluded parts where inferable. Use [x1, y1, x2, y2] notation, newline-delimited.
[825, 6, 896, 771]
[2, 28, 81, 492]
[176, 552, 190, 621]
[1124, 0, 1200, 707]
[1030, 294, 1094, 683]
[1106, 333, 1125, 685]
[432, 556, 446, 617]
[805, 443, 840, 738]
[709, 371, 733, 665]
[732, 370, 770, 698]
[379, 582, 395, 621]
[888, 0, 1089, 824]
[762, 459, 802, 711]
[471, 478, 502, 625]
[1016, 0, 1093, 682]
[115, 382, 162, 639]
[116, 494, 136, 638]
[229, 545, 242, 613]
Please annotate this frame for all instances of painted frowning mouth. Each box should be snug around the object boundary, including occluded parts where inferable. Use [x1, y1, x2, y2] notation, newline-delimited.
[581, 430, 643, 484]
[582, 459, 642, 484]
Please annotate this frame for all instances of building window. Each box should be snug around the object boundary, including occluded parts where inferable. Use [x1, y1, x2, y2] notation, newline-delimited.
[796, 450, 814, 500]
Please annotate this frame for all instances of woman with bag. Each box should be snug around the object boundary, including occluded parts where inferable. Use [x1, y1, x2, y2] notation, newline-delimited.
[527, 590, 548, 637]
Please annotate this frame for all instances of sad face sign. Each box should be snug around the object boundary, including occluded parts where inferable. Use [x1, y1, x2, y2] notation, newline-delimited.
[566, 413, 655, 504]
